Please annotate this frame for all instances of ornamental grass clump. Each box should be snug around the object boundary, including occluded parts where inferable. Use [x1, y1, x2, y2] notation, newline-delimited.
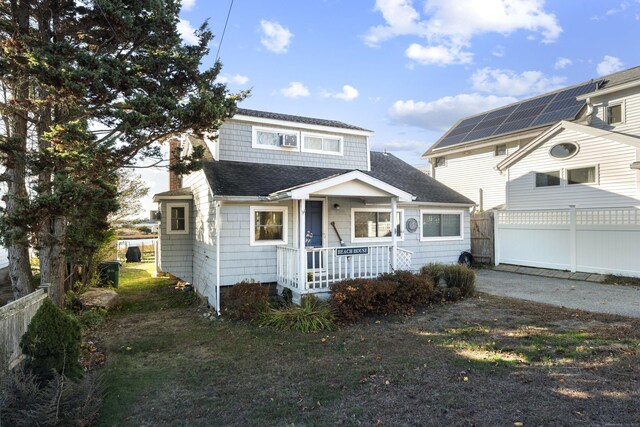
[20, 298, 83, 382]
[420, 263, 445, 285]
[258, 295, 336, 333]
[441, 264, 476, 301]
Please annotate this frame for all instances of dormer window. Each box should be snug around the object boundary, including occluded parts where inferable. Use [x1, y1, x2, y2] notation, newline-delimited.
[494, 144, 507, 156]
[301, 132, 342, 155]
[252, 126, 299, 151]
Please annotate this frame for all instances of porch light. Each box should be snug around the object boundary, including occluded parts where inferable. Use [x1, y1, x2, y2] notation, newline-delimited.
[333, 203, 340, 210]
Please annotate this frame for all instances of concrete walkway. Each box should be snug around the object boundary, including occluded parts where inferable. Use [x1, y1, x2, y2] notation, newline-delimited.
[476, 269, 640, 318]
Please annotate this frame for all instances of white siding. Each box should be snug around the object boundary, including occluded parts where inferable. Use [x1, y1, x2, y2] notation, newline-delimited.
[506, 129, 639, 209]
[433, 142, 520, 210]
[183, 170, 217, 304]
[157, 200, 193, 283]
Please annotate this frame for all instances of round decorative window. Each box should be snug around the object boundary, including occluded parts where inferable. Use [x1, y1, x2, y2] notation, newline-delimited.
[549, 142, 578, 159]
[406, 218, 419, 233]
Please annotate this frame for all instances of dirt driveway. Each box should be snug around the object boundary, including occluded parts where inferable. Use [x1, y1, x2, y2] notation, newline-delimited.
[476, 269, 640, 318]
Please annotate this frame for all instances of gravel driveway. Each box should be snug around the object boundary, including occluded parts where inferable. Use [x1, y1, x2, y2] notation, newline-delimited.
[476, 269, 640, 318]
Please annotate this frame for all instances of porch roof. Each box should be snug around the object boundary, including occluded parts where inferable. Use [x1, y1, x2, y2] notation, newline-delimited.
[201, 151, 474, 205]
[152, 188, 193, 202]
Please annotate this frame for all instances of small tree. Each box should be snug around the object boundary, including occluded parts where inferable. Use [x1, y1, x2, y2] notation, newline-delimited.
[20, 298, 83, 381]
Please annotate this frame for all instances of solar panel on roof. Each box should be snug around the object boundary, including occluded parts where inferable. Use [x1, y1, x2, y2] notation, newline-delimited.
[434, 80, 604, 149]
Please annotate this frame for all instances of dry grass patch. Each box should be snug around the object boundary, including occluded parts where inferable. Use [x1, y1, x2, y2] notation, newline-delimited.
[94, 267, 640, 426]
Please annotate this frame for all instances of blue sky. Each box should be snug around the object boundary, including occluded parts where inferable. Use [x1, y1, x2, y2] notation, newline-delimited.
[139, 0, 640, 215]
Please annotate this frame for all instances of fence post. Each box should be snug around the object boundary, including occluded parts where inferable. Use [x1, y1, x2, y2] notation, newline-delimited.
[569, 205, 577, 272]
[493, 209, 500, 266]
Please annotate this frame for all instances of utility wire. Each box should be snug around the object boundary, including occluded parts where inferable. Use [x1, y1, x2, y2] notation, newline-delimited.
[94, 0, 119, 43]
[215, 0, 234, 62]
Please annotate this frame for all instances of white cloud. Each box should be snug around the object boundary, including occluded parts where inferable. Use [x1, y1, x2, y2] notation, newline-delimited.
[177, 19, 199, 45]
[596, 55, 624, 76]
[471, 67, 565, 97]
[406, 43, 473, 65]
[389, 93, 517, 131]
[217, 74, 250, 85]
[365, 0, 562, 66]
[554, 57, 572, 69]
[280, 82, 309, 98]
[322, 85, 360, 101]
[491, 45, 506, 58]
[260, 20, 293, 54]
[181, 0, 196, 11]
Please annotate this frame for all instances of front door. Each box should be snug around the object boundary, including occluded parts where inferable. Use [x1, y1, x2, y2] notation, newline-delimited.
[305, 201, 323, 269]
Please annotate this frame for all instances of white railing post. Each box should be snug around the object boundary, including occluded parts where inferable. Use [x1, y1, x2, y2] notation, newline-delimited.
[493, 208, 500, 266]
[298, 199, 306, 292]
[569, 205, 577, 272]
[391, 197, 397, 271]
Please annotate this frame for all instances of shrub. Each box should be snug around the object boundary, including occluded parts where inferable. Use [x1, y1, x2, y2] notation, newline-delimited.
[420, 263, 444, 285]
[330, 279, 379, 322]
[75, 309, 106, 330]
[441, 264, 476, 300]
[379, 271, 435, 306]
[258, 295, 336, 333]
[223, 280, 269, 320]
[20, 298, 83, 381]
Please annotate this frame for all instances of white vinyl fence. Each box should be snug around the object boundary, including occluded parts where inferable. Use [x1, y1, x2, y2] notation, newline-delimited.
[0, 289, 48, 369]
[495, 207, 640, 277]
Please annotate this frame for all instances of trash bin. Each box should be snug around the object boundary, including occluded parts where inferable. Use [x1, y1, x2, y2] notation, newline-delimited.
[98, 261, 121, 288]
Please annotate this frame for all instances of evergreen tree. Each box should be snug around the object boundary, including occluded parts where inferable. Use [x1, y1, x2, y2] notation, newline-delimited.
[0, 0, 247, 304]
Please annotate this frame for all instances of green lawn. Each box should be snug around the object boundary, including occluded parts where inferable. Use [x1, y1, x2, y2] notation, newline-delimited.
[96, 264, 640, 426]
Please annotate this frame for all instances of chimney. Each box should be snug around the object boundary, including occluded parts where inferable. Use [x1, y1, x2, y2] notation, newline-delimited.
[169, 137, 182, 191]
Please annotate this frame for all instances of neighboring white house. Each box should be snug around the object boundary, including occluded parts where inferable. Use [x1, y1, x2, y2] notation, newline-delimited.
[426, 66, 640, 277]
[154, 108, 475, 311]
[423, 66, 640, 211]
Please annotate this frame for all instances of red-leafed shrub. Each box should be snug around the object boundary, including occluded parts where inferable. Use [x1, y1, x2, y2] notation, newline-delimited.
[223, 280, 269, 320]
[379, 271, 435, 306]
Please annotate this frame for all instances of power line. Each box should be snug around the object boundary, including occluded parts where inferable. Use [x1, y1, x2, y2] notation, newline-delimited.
[215, 0, 234, 63]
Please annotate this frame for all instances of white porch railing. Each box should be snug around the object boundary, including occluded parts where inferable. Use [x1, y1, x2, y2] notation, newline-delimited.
[277, 245, 413, 293]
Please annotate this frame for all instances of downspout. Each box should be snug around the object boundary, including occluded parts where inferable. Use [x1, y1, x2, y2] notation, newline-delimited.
[215, 201, 221, 315]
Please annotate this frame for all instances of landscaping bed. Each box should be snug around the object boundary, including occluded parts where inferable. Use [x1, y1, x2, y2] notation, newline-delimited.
[95, 264, 640, 426]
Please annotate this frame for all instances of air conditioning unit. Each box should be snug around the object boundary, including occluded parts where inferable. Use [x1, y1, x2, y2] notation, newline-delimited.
[280, 134, 298, 148]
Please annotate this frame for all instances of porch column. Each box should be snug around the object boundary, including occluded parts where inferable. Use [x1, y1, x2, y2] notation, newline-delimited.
[298, 199, 306, 291]
[391, 197, 397, 270]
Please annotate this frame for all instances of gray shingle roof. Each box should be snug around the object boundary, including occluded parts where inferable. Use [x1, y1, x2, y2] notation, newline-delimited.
[202, 152, 474, 205]
[427, 65, 640, 154]
[235, 108, 372, 132]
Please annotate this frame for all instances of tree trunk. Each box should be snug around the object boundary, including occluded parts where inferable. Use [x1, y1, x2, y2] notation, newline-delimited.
[5, 0, 34, 299]
[38, 216, 67, 306]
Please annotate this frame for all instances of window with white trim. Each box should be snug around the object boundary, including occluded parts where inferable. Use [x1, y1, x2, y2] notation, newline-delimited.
[567, 166, 597, 185]
[420, 210, 463, 241]
[535, 171, 560, 187]
[352, 208, 403, 242]
[434, 157, 446, 167]
[166, 202, 189, 235]
[252, 126, 299, 151]
[606, 103, 623, 125]
[494, 144, 507, 156]
[301, 132, 343, 155]
[250, 206, 288, 246]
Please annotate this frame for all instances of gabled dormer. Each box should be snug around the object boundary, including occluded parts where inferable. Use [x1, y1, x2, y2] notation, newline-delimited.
[199, 108, 373, 171]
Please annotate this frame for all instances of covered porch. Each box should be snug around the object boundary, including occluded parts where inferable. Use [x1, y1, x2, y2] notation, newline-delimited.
[270, 170, 415, 301]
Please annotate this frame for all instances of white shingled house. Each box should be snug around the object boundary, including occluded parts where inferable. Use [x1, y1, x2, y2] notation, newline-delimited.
[425, 66, 640, 277]
[154, 109, 475, 312]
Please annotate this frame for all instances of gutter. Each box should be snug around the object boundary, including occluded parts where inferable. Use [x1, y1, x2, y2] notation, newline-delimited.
[215, 201, 221, 315]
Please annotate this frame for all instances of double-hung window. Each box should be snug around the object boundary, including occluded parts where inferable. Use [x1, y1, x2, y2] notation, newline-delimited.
[166, 203, 189, 235]
[352, 209, 403, 242]
[420, 210, 463, 241]
[250, 206, 288, 246]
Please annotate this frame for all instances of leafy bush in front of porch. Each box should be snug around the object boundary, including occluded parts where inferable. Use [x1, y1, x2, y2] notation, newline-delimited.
[223, 280, 269, 320]
[257, 295, 336, 333]
[330, 272, 436, 322]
